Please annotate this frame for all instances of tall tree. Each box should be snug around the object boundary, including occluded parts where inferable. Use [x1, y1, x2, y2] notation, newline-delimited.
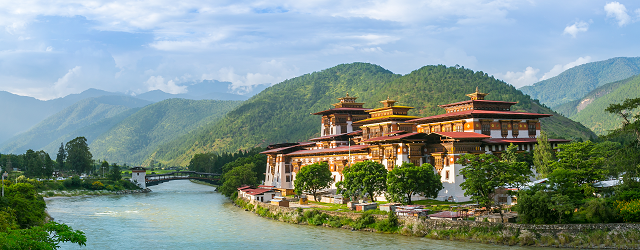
[56, 143, 66, 171]
[458, 153, 531, 221]
[108, 163, 122, 181]
[386, 163, 443, 205]
[605, 97, 640, 144]
[219, 163, 258, 197]
[294, 162, 333, 202]
[65, 137, 93, 174]
[533, 131, 556, 177]
[23, 150, 42, 178]
[37, 151, 54, 179]
[336, 160, 387, 202]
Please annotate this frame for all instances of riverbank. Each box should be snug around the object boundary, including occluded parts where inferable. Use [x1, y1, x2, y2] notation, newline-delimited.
[236, 197, 640, 249]
[40, 188, 149, 199]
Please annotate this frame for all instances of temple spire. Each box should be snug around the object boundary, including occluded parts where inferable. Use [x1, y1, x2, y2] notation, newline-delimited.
[466, 87, 488, 100]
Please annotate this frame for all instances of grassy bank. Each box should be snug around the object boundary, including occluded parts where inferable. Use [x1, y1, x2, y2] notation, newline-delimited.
[189, 179, 219, 187]
[235, 198, 640, 249]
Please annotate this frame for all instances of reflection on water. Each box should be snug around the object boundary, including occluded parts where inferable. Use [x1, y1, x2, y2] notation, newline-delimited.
[47, 180, 536, 249]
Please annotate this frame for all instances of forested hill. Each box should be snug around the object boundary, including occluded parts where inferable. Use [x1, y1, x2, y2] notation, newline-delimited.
[89, 99, 242, 165]
[519, 57, 640, 108]
[150, 63, 596, 166]
[554, 74, 640, 135]
[0, 95, 150, 154]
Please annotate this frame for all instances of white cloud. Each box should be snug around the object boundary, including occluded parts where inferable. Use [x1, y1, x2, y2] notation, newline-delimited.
[145, 75, 187, 94]
[540, 56, 591, 81]
[563, 21, 588, 38]
[604, 1, 631, 26]
[52, 66, 82, 98]
[494, 66, 539, 88]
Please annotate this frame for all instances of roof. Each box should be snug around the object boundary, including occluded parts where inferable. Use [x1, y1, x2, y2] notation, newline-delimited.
[285, 145, 369, 156]
[245, 188, 275, 195]
[362, 132, 423, 143]
[367, 105, 414, 113]
[432, 132, 491, 139]
[438, 99, 517, 108]
[260, 142, 315, 154]
[237, 185, 251, 191]
[309, 130, 362, 141]
[312, 107, 370, 115]
[408, 110, 552, 123]
[428, 211, 462, 218]
[354, 115, 420, 124]
[482, 138, 570, 144]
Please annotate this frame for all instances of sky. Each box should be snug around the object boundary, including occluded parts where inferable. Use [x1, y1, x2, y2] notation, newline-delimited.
[1, 0, 639, 100]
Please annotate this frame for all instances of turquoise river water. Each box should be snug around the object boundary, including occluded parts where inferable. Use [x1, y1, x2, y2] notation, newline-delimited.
[46, 180, 538, 249]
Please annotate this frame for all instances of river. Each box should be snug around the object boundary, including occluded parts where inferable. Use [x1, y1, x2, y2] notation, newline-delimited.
[46, 180, 536, 249]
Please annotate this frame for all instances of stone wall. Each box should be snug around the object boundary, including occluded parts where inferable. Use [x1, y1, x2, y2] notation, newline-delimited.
[400, 216, 640, 234]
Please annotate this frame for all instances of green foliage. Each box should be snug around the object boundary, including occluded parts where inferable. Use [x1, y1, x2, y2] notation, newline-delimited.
[549, 194, 574, 224]
[0, 221, 87, 249]
[515, 189, 558, 224]
[89, 99, 242, 165]
[353, 212, 376, 230]
[0, 183, 46, 229]
[583, 198, 614, 223]
[520, 57, 640, 107]
[605, 96, 640, 142]
[294, 162, 333, 201]
[152, 63, 594, 165]
[336, 160, 387, 202]
[458, 154, 531, 209]
[533, 131, 556, 177]
[386, 162, 442, 205]
[614, 199, 640, 222]
[219, 163, 258, 197]
[375, 211, 399, 232]
[108, 163, 122, 181]
[548, 141, 612, 199]
[65, 137, 93, 174]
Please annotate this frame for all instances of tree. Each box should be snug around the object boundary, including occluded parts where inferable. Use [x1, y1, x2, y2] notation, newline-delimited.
[100, 161, 109, 178]
[294, 162, 333, 202]
[605, 97, 640, 144]
[550, 141, 607, 188]
[458, 153, 531, 220]
[515, 188, 558, 224]
[336, 160, 387, 202]
[219, 163, 258, 197]
[108, 163, 122, 181]
[549, 194, 573, 224]
[533, 131, 556, 177]
[65, 137, 93, 174]
[37, 150, 55, 179]
[56, 143, 66, 171]
[0, 222, 87, 249]
[386, 162, 443, 205]
[23, 149, 42, 178]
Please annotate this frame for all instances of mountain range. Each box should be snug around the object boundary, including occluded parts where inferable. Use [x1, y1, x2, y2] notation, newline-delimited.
[519, 57, 640, 108]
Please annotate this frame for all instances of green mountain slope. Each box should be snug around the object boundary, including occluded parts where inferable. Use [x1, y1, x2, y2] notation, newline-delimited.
[519, 57, 640, 107]
[0, 96, 150, 154]
[560, 74, 640, 135]
[150, 63, 596, 166]
[89, 99, 242, 165]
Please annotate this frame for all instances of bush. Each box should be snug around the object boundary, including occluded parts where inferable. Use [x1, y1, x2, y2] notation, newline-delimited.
[615, 199, 640, 222]
[91, 181, 105, 190]
[584, 199, 615, 223]
[375, 211, 399, 232]
[353, 213, 376, 230]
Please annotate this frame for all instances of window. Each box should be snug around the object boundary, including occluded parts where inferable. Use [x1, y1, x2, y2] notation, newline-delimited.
[481, 123, 491, 135]
[498, 197, 507, 203]
[501, 123, 509, 138]
[528, 123, 537, 137]
[512, 122, 519, 138]
[445, 170, 450, 180]
[286, 175, 291, 182]
[455, 124, 464, 132]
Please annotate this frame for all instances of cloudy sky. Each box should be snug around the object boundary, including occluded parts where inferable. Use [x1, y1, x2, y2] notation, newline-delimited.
[1, 0, 639, 100]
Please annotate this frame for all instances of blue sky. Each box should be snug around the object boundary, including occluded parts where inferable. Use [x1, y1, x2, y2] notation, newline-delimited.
[1, 0, 639, 100]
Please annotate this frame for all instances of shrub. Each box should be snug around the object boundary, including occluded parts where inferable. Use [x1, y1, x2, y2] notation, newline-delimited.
[353, 213, 376, 230]
[584, 198, 615, 223]
[91, 181, 105, 190]
[375, 211, 399, 232]
[615, 199, 640, 222]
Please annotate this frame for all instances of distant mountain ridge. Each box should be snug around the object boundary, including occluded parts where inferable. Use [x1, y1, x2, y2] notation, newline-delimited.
[554, 74, 640, 135]
[519, 57, 640, 107]
[0, 95, 151, 154]
[147, 63, 596, 166]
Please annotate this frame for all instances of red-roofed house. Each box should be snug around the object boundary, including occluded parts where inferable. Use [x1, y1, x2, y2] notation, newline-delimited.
[260, 89, 567, 202]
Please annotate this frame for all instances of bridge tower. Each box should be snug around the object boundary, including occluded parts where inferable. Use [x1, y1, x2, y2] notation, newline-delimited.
[131, 167, 147, 189]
